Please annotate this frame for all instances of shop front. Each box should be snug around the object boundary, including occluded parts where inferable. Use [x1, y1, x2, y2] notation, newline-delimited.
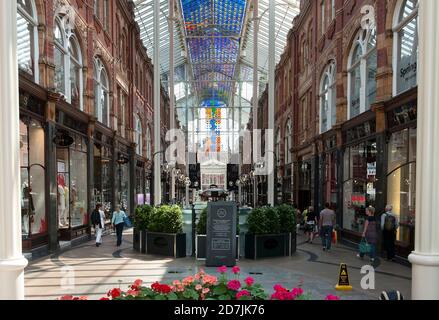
[385, 95, 417, 257]
[318, 134, 339, 212]
[341, 116, 378, 241]
[115, 141, 132, 215]
[93, 128, 114, 224]
[297, 157, 313, 212]
[135, 158, 152, 206]
[55, 107, 90, 242]
[19, 85, 48, 251]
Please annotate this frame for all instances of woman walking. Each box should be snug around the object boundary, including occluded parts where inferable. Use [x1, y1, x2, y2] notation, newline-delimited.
[91, 204, 105, 247]
[112, 205, 127, 247]
[305, 206, 317, 244]
[357, 206, 378, 262]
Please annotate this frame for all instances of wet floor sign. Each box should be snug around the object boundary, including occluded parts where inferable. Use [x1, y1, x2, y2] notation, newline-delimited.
[335, 263, 353, 291]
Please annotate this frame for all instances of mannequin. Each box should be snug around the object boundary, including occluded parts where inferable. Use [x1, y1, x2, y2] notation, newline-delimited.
[57, 174, 67, 227]
[21, 181, 34, 235]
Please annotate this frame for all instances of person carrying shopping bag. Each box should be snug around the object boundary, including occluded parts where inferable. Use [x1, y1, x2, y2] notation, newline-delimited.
[111, 205, 127, 247]
[357, 206, 378, 263]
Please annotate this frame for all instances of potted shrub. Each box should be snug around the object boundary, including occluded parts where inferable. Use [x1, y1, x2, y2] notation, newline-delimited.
[196, 208, 240, 260]
[133, 205, 153, 253]
[276, 204, 297, 255]
[146, 205, 186, 258]
[245, 206, 290, 259]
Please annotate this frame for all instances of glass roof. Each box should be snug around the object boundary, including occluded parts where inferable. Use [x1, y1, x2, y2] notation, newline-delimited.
[133, 0, 300, 153]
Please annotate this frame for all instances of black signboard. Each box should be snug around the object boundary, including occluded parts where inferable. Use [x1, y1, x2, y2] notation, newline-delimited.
[206, 201, 237, 267]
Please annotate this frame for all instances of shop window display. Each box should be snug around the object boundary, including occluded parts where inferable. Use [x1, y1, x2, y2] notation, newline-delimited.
[342, 140, 377, 233]
[387, 128, 416, 244]
[93, 144, 112, 220]
[20, 119, 46, 237]
[57, 134, 88, 229]
[116, 158, 130, 214]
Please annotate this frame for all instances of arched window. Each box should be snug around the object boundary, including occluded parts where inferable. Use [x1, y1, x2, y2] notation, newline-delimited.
[17, 0, 39, 82]
[94, 58, 110, 126]
[146, 126, 152, 160]
[284, 119, 292, 165]
[135, 115, 143, 156]
[54, 16, 83, 110]
[275, 128, 281, 166]
[393, 0, 418, 95]
[320, 61, 336, 133]
[348, 26, 377, 119]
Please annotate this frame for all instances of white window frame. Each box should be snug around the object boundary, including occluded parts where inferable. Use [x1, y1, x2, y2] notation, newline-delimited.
[146, 126, 152, 160]
[319, 61, 336, 133]
[284, 119, 292, 165]
[94, 57, 110, 126]
[392, 0, 419, 96]
[17, 0, 39, 83]
[275, 128, 281, 166]
[347, 26, 377, 120]
[135, 115, 143, 156]
[54, 15, 83, 110]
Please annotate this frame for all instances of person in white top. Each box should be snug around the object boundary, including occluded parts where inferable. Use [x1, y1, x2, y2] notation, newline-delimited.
[91, 204, 106, 247]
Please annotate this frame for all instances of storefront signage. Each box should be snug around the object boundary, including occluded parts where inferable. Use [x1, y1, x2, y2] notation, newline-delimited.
[388, 103, 417, 128]
[367, 162, 376, 176]
[53, 132, 74, 147]
[345, 121, 376, 144]
[19, 90, 45, 116]
[206, 201, 237, 267]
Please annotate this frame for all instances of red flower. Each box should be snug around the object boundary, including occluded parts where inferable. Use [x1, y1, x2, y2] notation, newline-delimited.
[273, 284, 287, 292]
[151, 282, 161, 291]
[159, 284, 172, 294]
[227, 280, 241, 291]
[217, 266, 228, 274]
[108, 288, 122, 299]
[59, 295, 73, 300]
[244, 277, 254, 287]
[236, 290, 250, 299]
[100, 297, 110, 300]
[232, 266, 240, 274]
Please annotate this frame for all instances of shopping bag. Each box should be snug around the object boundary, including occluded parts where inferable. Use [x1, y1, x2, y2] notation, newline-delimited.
[359, 238, 371, 254]
[123, 216, 133, 228]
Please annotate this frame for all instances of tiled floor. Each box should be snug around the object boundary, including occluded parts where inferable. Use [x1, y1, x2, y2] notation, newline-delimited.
[24, 229, 412, 300]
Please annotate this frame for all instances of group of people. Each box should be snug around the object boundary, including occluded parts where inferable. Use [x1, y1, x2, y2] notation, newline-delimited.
[90, 204, 128, 247]
[299, 203, 399, 262]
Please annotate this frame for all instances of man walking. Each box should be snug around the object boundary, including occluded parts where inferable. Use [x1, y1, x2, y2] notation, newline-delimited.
[381, 204, 399, 261]
[319, 203, 336, 252]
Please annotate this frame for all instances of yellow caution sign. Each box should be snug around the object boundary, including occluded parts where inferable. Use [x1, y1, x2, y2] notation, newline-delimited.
[335, 263, 353, 291]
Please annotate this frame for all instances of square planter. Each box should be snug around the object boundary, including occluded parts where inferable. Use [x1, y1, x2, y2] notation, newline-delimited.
[245, 233, 290, 259]
[133, 229, 147, 253]
[287, 232, 297, 255]
[196, 235, 239, 260]
[146, 232, 186, 258]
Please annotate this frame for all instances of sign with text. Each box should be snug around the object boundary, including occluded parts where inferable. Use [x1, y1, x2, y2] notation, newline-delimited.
[206, 201, 237, 267]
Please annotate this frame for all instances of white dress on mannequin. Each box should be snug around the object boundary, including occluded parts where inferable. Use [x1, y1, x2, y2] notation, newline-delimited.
[58, 184, 66, 227]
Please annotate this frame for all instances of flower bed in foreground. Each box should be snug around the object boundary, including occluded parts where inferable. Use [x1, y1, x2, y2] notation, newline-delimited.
[59, 266, 340, 301]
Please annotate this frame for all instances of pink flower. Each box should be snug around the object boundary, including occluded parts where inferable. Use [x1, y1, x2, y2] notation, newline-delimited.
[291, 287, 304, 297]
[176, 285, 184, 292]
[195, 273, 201, 280]
[182, 276, 195, 286]
[232, 266, 240, 274]
[195, 284, 203, 291]
[202, 288, 210, 294]
[59, 295, 73, 300]
[172, 280, 181, 286]
[202, 275, 218, 285]
[227, 279, 241, 291]
[325, 295, 340, 300]
[244, 277, 254, 287]
[273, 284, 287, 292]
[217, 265, 228, 274]
[236, 290, 251, 299]
[126, 289, 139, 297]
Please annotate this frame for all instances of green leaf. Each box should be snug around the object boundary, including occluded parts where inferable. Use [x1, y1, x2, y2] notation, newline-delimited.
[213, 285, 227, 295]
[154, 294, 166, 300]
[219, 295, 231, 300]
[167, 292, 178, 300]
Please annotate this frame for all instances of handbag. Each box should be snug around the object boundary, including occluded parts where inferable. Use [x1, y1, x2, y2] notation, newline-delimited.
[123, 215, 133, 228]
[359, 237, 372, 254]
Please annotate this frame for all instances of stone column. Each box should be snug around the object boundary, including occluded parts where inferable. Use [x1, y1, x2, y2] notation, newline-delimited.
[408, 0, 439, 300]
[0, 0, 28, 300]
